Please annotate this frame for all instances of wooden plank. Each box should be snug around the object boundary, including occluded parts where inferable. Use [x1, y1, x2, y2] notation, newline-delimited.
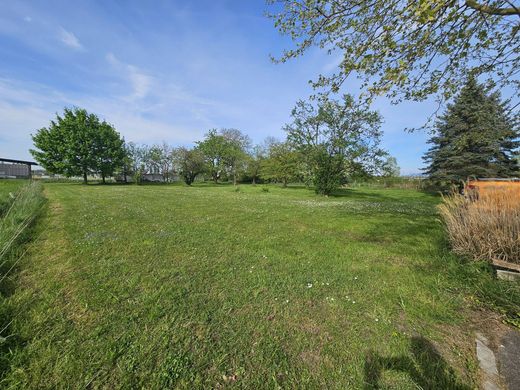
[492, 259, 520, 273]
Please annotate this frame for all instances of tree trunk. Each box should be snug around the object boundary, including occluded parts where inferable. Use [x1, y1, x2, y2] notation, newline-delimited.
[233, 170, 237, 186]
[102, 173, 106, 184]
[83, 171, 88, 184]
[252, 176, 256, 186]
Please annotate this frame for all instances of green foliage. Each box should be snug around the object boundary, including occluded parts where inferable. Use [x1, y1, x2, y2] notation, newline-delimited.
[197, 130, 225, 183]
[268, 0, 519, 114]
[219, 129, 251, 186]
[423, 77, 520, 187]
[197, 129, 250, 185]
[312, 147, 344, 195]
[95, 123, 126, 183]
[172, 147, 205, 185]
[0, 181, 45, 277]
[0, 180, 25, 216]
[30, 107, 125, 184]
[381, 156, 401, 178]
[285, 95, 385, 195]
[260, 141, 300, 187]
[245, 145, 265, 185]
[0, 181, 45, 371]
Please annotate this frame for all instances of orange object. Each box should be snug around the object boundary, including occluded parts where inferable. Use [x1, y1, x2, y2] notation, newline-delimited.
[467, 178, 520, 192]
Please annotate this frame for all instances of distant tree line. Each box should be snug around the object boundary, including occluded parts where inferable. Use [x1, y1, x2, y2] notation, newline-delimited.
[31, 96, 400, 194]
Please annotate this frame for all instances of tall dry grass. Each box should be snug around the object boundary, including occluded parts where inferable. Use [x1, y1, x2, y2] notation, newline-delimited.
[439, 185, 520, 265]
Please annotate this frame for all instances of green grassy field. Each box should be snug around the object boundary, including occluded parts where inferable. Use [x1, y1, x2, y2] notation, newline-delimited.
[1, 182, 519, 388]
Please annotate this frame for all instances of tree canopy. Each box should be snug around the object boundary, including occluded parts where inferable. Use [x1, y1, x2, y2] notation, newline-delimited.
[423, 76, 520, 186]
[261, 141, 301, 187]
[285, 95, 385, 194]
[269, 0, 520, 113]
[196, 129, 250, 185]
[172, 147, 206, 185]
[31, 107, 125, 184]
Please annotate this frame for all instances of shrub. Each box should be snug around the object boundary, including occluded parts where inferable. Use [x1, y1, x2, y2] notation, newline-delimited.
[313, 150, 343, 196]
[261, 186, 269, 193]
[439, 186, 520, 265]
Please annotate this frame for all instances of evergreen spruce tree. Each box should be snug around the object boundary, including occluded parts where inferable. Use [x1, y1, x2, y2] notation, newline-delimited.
[423, 77, 519, 187]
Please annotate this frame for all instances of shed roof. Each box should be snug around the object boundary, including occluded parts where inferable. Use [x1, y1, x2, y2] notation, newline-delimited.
[0, 157, 38, 166]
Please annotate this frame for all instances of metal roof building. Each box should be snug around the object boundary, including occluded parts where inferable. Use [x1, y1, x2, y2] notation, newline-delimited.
[0, 158, 38, 179]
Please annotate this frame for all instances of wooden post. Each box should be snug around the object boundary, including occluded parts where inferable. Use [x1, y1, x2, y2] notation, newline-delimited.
[28, 163, 32, 180]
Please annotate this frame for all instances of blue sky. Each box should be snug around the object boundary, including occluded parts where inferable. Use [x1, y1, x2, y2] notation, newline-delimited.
[0, 0, 439, 174]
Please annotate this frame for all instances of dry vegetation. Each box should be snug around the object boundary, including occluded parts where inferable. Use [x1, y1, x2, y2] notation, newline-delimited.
[439, 184, 520, 265]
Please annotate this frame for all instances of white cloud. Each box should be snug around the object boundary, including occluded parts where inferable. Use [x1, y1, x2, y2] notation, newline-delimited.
[0, 77, 207, 162]
[106, 52, 152, 100]
[59, 27, 82, 49]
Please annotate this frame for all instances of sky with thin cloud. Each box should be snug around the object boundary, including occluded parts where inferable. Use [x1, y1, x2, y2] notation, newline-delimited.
[0, 0, 460, 174]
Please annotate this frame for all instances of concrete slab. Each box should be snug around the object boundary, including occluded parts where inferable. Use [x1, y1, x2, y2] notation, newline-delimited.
[476, 333, 502, 390]
[496, 270, 520, 281]
[498, 330, 520, 390]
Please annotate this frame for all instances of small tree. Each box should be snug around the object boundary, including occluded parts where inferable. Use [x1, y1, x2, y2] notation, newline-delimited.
[124, 142, 149, 184]
[381, 156, 401, 178]
[246, 145, 265, 185]
[197, 129, 250, 185]
[285, 95, 385, 195]
[220, 128, 251, 186]
[197, 130, 228, 183]
[172, 147, 205, 185]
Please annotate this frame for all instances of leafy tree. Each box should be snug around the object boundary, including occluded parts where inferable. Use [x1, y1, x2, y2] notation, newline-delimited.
[381, 156, 401, 178]
[172, 147, 206, 185]
[269, 0, 520, 115]
[197, 129, 250, 185]
[246, 145, 266, 185]
[197, 130, 228, 183]
[423, 77, 520, 187]
[156, 142, 174, 182]
[31, 107, 124, 184]
[220, 128, 251, 186]
[261, 141, 301, 187]
[285, 95, 385, 194]
[94, 123, 126, 184]
[124, 142, 149, 184]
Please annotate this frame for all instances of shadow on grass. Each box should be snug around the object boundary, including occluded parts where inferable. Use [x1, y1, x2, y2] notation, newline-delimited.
[364, 336, 471, 389]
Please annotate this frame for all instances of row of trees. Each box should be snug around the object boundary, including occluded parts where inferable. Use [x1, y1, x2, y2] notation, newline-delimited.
[121, 95, 399, 195]
[31, 95, 399, 194]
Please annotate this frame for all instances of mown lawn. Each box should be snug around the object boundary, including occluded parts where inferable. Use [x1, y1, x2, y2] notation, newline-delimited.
[1, 182, 518, 388]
